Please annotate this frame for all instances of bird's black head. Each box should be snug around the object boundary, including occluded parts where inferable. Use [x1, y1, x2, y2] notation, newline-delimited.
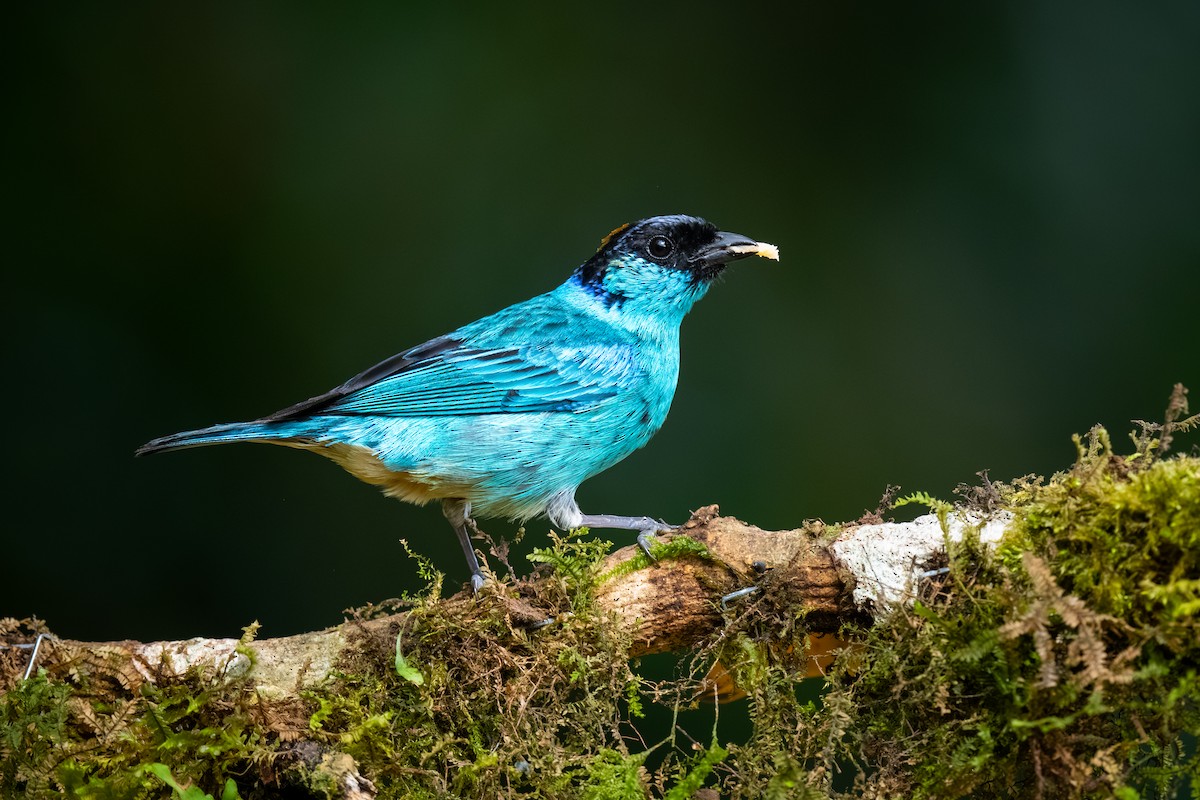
[572, 215, 777, 313]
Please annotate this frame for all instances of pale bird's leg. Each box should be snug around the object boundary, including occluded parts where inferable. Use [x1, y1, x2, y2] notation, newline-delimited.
[574, 513, 676, 561]
[442, 498, 487, 592]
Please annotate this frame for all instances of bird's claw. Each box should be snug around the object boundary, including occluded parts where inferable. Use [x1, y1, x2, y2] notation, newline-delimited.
[470, 572, 488, 594]
[637, 530, 659, 562]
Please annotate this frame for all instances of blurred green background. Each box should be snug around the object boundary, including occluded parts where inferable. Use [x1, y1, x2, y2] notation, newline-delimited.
[7, 3, 1198, 643]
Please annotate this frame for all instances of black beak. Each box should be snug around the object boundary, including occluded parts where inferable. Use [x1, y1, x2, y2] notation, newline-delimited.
[688, 230, 780, 279]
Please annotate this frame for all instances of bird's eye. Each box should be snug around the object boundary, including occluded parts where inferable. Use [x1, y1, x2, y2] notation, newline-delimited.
[647, 235, 675, 260]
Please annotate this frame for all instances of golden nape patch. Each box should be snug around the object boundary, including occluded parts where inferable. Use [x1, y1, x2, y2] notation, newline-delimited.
[597, 223, 631, 252]
[729, 241, 780, 261]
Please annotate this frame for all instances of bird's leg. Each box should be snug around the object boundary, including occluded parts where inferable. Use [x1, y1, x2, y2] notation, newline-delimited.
[574, 513, 676, 561]
[442, 498, 487, 592]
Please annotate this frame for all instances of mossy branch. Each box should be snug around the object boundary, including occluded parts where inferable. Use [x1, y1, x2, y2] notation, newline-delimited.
[0, 507, 1003, 796]
[2, 506, 876, 696]
[3, 401, 1198, 799]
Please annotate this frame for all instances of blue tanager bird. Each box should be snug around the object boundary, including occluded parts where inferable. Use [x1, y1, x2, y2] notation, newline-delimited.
[137, 214, 779, 590]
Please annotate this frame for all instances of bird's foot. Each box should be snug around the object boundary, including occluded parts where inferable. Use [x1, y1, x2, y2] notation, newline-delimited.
[637, 530, 659, 562]
[470, 570, 488, 594]
[573, 513, 678, 564]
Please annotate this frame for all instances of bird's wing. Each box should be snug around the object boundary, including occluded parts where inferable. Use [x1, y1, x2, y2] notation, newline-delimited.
[262, 335, 636, 421]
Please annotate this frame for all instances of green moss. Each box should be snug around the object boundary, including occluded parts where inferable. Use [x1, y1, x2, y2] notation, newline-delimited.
[578, 749, 649, 800]
[528, 528, 616, 612]
[0, 638, 261, 799]
[288, 530, 651, 797]
[597, 533, 712, 585]
[816, 427, 1200, 798]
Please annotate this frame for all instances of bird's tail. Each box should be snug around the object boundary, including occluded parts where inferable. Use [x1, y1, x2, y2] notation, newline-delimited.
[135, 420, 311, 457]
